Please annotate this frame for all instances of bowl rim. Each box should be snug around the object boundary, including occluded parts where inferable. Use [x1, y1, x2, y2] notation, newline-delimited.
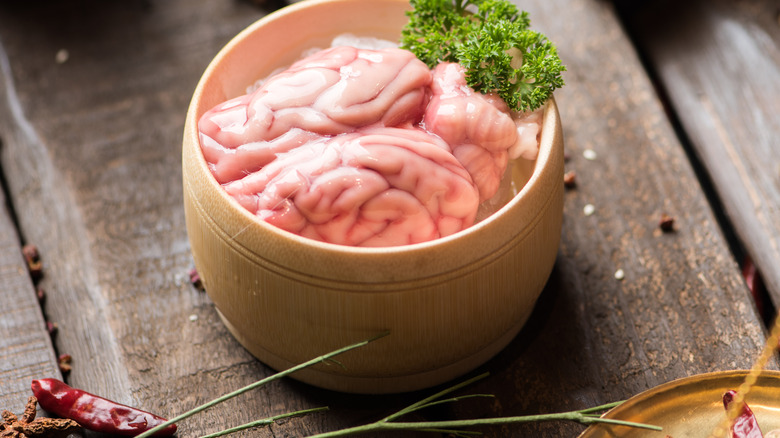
[185, 0, 561, 257]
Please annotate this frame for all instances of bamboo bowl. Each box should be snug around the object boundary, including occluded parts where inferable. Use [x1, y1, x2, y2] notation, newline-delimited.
[182, 0, 564, 394]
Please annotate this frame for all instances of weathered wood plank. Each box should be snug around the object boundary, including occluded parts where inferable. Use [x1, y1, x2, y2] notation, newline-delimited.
[0, 143, 61, 415]
[0, 212, 61, 415]
[621, 0, 780, 307]
[0, 0, 772, 436]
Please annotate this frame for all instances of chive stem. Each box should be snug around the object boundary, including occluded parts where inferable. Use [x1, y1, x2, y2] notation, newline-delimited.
[135, 332, 389, 438]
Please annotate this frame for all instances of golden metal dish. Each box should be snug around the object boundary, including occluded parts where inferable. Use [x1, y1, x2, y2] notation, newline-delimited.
[579, 370, 780, 437]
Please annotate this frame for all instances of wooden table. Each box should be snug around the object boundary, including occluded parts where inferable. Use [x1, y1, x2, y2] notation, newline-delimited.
[1, 0, 777, 436]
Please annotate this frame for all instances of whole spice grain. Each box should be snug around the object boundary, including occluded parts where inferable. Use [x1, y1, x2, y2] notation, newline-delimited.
[189, 268, 204, 291]
[659, 213, 675, 232]
[0, 396, 80, 438]
[563, 170, 576, 188]
[57, 354, 72, 375]
[45, 322, 57, 337]
[54, 49, 69, 65]
[21, 245, 42, 281]
[583, 204, 595, 216]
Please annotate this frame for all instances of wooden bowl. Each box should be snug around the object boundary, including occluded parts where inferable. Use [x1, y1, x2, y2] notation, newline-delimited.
[182, 0, 564, 394]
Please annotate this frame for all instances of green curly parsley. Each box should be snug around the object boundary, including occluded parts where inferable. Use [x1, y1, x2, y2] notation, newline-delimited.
[400, 0, 566, 112]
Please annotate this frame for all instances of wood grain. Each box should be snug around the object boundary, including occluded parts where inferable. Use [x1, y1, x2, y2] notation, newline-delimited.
[0, 153, 61, 414]
[0, 0, 773, 436]
[623, 0, 780, 307]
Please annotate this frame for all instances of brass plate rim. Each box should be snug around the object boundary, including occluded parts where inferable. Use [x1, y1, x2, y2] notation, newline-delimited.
[578, 370, 780, 437]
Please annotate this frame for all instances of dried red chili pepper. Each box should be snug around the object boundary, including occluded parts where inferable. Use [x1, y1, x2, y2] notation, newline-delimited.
[723, 390, 764, 438]
[31, 378, 177, 436]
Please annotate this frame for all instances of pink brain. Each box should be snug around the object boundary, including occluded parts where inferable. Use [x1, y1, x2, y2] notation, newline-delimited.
[198, 46, 537, 247]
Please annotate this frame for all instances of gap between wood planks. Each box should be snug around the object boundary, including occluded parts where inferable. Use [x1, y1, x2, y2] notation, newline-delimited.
[0, 140, 23, 241]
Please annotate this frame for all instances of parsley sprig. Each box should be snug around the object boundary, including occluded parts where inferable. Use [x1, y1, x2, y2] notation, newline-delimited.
[400, 0, 565, 112]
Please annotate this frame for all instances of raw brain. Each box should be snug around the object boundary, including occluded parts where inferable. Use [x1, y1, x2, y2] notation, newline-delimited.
[198, 46, 542, 247]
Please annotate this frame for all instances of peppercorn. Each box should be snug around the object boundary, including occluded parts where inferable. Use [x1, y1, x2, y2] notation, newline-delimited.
[21, 245, 43, 281]
[57, 354, 72, 375]
[45, 322, 57, 337]
[189, 268, 204, 291]
[659, 213, 675, 232]
[563, 170, 576, 188]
